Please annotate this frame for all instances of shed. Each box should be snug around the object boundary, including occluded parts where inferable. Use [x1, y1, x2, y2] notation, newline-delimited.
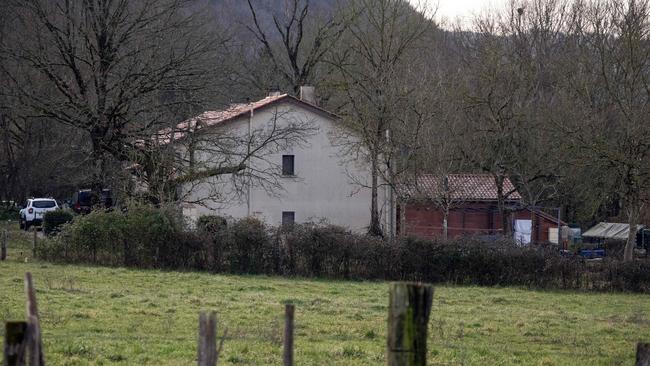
[397, 174, 563, 242]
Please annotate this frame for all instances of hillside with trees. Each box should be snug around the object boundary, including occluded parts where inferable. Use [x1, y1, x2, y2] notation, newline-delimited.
[1, 0, 649, 257]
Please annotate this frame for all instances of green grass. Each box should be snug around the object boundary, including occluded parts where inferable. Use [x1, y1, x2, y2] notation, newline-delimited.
[1, 219, 35, 261]
[1, 221, 649, 365]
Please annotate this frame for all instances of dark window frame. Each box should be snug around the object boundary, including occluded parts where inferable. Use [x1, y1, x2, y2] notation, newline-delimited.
[282, 211, 295, 226]
[282, 155, 295, 176]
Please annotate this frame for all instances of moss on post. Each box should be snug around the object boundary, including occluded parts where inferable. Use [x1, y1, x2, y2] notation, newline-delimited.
[387, 282, 434, 366]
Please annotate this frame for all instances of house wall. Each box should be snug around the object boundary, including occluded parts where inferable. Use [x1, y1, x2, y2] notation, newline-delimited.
[179, 102, 392, 234]
[401, 202, 559, 242]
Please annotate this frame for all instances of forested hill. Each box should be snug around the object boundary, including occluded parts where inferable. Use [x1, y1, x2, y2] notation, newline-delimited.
[195, 0, 436, 102]
[205, 0, 345, 37]
[210, 0, 342, 20]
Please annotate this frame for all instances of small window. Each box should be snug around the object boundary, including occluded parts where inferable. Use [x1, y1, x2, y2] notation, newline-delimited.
[282, 155, 294, 176]
[282, 211, 295, 226]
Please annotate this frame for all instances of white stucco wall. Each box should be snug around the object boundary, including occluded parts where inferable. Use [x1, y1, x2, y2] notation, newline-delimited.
[180, 101, 392, 233]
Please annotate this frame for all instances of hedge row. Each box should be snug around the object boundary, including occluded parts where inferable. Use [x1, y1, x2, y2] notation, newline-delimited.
[39, 205, 196, 268]
[37, 208, 650, 293]
[0, 206, 19, 221]
[43, 210, 74, 236]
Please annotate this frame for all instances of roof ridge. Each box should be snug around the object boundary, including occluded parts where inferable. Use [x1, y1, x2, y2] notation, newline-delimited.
[156, 93, 339, 145]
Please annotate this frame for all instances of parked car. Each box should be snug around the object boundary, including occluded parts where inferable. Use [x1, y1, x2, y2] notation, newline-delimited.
[70, 189, 113, 214]
[19, 198, 59, 230]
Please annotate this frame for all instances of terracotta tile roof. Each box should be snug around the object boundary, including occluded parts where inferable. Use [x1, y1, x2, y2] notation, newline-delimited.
[155, 93, 338, 144]
[401, 173, 522, 201]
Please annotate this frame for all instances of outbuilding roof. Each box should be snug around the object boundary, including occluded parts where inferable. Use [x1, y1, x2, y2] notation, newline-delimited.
[400, 173, 522, 201]
[155, 93, 338, 144]
[582, 222, 645, 240]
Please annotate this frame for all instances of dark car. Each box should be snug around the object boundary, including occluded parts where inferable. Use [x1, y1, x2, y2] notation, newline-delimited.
[71, 189, 112, 214]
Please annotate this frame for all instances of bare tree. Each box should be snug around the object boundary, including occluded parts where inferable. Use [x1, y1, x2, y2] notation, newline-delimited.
[245, 0, 355, 94]
[0, 9, 91, 202]
[402, 74, 466, 239]
[565, 0, 650, 261]
[331, 0, 434, 236]
[452, 0, 572, 234]
[453, 13, 523, 234]
[0, 0, 231, 191]
[129, 103, 317, 205]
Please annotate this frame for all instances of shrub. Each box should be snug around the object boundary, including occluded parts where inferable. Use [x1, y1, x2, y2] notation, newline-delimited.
[282, 224, 387, 279]
[39, 204, 196, 268]
[119, 204, 184, 268]
[37, 208, 650, 293]
[43, 210, 74, 236]
[602, 241, 626, 260]
[284, 224, 343, 277]
[196, 215, 228, 233]
[226, 217, 274, 274]
[600, 260, 650, 292]
[196, 215, 229, 271]
[0, 206, 19, 221]
[40, 208, 125, 265]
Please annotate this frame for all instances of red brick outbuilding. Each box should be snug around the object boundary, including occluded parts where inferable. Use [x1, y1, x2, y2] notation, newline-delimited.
[397, 174, 562, 243]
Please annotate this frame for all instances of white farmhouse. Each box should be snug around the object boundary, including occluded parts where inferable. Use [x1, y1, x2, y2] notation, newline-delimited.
[167, 87, 393, 234]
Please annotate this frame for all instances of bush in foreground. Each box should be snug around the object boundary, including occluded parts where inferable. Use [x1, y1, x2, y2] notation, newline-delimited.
[37, 208, 650, 293]
[0, 206, 19, 221]
[43, 210, 74, 236]
[40, 204, 205, 269]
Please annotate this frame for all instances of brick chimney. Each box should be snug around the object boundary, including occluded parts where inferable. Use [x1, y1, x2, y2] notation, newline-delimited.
[299, 86, 317, 105]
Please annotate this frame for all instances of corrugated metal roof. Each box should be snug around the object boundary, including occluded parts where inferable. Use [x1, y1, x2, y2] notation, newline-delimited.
[400, 174, 522, 201]
[155, 94, 338, 144]
[582, 222, 645, 240]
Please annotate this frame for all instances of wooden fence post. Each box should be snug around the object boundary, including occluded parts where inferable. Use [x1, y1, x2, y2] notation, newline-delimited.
[1, 229, 7, 261]
[283, 304, 295, 366]
[638, 343, 650, 366]
[24, 273, 44, 366]
[198, 312, 217, 366]
[3, 321, 27, 366]
[387, 282, 434, 366]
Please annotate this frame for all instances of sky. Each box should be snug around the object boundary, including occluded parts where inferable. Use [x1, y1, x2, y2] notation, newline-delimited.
[409, 0, 511, 26]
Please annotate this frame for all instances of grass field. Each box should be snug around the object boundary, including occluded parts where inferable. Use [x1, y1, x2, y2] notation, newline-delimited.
[1, 221, 649, 365]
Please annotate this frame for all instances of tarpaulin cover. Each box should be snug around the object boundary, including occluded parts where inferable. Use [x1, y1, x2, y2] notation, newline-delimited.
[582, 222, 645, 240]
[514, 219, 532, 245]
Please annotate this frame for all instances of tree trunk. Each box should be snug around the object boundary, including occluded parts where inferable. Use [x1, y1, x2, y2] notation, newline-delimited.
[495, 174, 509, 236]
[90, 134, 106, 192]
[624, 203, 639, 262]
[369, 151, 383, 237]
[442, 209, 449, 240]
